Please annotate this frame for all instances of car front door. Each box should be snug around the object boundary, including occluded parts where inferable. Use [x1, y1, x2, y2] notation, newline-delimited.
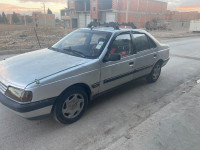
[131, 32, 157, 79]
[99, 32, 136, 93]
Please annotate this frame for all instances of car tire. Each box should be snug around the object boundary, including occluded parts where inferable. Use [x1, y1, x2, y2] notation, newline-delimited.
[53, 86, 88, 124]
[146, 62, 162, 83]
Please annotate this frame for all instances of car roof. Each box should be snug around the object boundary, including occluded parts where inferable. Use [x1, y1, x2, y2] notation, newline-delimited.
[79, 27, 146, 34]
[77, 27, 160, 46]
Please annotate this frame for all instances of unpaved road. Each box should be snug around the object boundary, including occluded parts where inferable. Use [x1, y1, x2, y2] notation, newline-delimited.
[0, 37, 200, 150]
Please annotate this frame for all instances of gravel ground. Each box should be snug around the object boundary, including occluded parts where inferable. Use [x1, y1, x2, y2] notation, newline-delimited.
[0, 25, 72, 51]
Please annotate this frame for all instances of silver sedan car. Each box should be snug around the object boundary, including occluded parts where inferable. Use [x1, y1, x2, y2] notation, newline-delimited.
[0, 28, 169, 124]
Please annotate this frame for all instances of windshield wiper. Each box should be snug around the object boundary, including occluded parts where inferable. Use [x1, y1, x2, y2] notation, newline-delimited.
[48, 47, 61, 51]
[63, 48, 86, 58]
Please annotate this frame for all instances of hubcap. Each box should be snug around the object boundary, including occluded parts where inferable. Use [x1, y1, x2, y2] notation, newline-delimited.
[62, 94, 84, 119]
[152, 65, 161, 80]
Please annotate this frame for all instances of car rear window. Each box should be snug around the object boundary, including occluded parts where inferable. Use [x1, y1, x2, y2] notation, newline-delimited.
[132, 34, 150, 52]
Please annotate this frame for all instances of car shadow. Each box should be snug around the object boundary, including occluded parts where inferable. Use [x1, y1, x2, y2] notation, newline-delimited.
[87, 77, 148, 112]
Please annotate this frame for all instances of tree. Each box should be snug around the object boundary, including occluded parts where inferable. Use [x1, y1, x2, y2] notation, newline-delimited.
[2, 12, 8, 24]
[0, 15, 3, 24]
[12, 12, 20, 24]
[26, 16, 33, 23]
[47, 8, 53, 14]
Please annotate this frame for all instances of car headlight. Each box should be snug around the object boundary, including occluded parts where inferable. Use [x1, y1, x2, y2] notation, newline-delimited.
[5, 86, 32, 103]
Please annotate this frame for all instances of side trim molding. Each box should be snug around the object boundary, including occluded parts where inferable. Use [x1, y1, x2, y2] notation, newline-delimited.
[104, 65, 153, 84]
[91, 82, 100, 88]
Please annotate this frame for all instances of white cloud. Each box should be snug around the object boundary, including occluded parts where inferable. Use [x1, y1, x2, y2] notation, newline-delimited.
[163, 0, 200, 11]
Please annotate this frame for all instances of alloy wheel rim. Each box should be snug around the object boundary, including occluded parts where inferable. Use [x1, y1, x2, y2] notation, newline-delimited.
[152, 65, 161, 80]
[62, 94, 84, 119]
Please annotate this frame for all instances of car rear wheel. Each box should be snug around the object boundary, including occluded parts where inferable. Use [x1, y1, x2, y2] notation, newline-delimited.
[54, 86, 88, 124]
[146, 62, 162, 83]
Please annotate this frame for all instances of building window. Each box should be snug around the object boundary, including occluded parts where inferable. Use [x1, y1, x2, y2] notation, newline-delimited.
[93, 7, 96, 12]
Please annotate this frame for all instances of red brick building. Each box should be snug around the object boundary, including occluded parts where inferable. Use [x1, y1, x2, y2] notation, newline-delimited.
[112, 0, 167, 27]
[61, 0, 200, 28]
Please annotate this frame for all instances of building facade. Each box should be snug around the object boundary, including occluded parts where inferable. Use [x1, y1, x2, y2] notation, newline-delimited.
[61, 0, 91, 28]
[61, 0, 200, 29]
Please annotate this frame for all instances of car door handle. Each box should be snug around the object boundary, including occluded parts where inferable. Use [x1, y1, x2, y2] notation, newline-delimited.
[154, 54, 157, 58]
[129, 62, 134, 66]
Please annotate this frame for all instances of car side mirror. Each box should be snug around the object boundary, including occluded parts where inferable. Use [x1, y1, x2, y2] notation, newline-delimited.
[105, 53, 121, 62]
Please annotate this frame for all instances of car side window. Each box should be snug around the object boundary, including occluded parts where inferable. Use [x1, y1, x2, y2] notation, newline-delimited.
[132, 34, 150, 52]
[148, 36, 157, 49]
[108, 33, 132, 58]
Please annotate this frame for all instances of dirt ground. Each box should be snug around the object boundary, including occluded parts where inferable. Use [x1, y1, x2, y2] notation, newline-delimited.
[0, 24, 72, 51]
[0, 24, 198, 51]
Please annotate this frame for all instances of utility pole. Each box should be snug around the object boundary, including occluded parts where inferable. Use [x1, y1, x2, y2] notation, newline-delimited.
[136, 0, 140, 27]
[126, 0, 130, 23]
[116, 0, 119, 22]
[42, 3, 46, 14]
[84, 0, 87, 27]
[24, 14, 27, 26]
[42, 3, 46, 26]
[145, 0, 149, 25]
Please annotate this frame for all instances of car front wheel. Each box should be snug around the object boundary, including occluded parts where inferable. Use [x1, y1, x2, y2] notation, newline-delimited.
[146, 62, 162, 83]
[54, 86, 88, 124]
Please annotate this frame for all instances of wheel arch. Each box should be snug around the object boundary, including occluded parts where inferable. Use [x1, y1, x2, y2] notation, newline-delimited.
[155, 59, 163, 66]
[51, 83, 92, 113]
[158, 59, 164, 64]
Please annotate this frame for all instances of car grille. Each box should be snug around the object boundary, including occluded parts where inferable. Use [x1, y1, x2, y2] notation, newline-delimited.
[0, 81, 7, 94]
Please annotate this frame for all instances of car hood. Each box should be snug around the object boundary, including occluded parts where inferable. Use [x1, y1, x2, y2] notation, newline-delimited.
[0, 49, 90, 88]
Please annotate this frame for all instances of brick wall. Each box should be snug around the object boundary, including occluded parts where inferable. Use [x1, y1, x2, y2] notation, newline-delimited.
[165, 11, 200, 21]
[68, 0, 76, 9]
[112, 0, 167, 28]
[91, 0, 99, 19]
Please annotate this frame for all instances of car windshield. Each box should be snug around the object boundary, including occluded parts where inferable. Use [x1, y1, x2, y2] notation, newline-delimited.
[50, 30, 112, 59]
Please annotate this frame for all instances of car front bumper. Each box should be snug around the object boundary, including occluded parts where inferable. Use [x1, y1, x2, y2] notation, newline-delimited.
[0, 92, 57, 120]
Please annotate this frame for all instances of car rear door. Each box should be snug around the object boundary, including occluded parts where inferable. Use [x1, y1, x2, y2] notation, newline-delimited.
[131, 32, 157, 79]
[99, 32, 136, 92]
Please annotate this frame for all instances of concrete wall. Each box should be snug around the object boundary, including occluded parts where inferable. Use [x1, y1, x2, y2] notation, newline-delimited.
[106, 12, 116, 22]
[189, 20, 200, 32]
[32, 13, 55, 26]
[165, 11, 200, 21]
[168, 20, 190, 30]
[78, 13, 91, 28]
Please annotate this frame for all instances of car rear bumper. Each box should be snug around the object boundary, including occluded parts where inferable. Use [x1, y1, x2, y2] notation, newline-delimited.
[0, 92, 57, 120]
[162, 58, 170, 67]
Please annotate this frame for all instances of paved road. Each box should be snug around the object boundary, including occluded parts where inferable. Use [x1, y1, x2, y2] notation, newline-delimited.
[0, 37, 200, 150]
